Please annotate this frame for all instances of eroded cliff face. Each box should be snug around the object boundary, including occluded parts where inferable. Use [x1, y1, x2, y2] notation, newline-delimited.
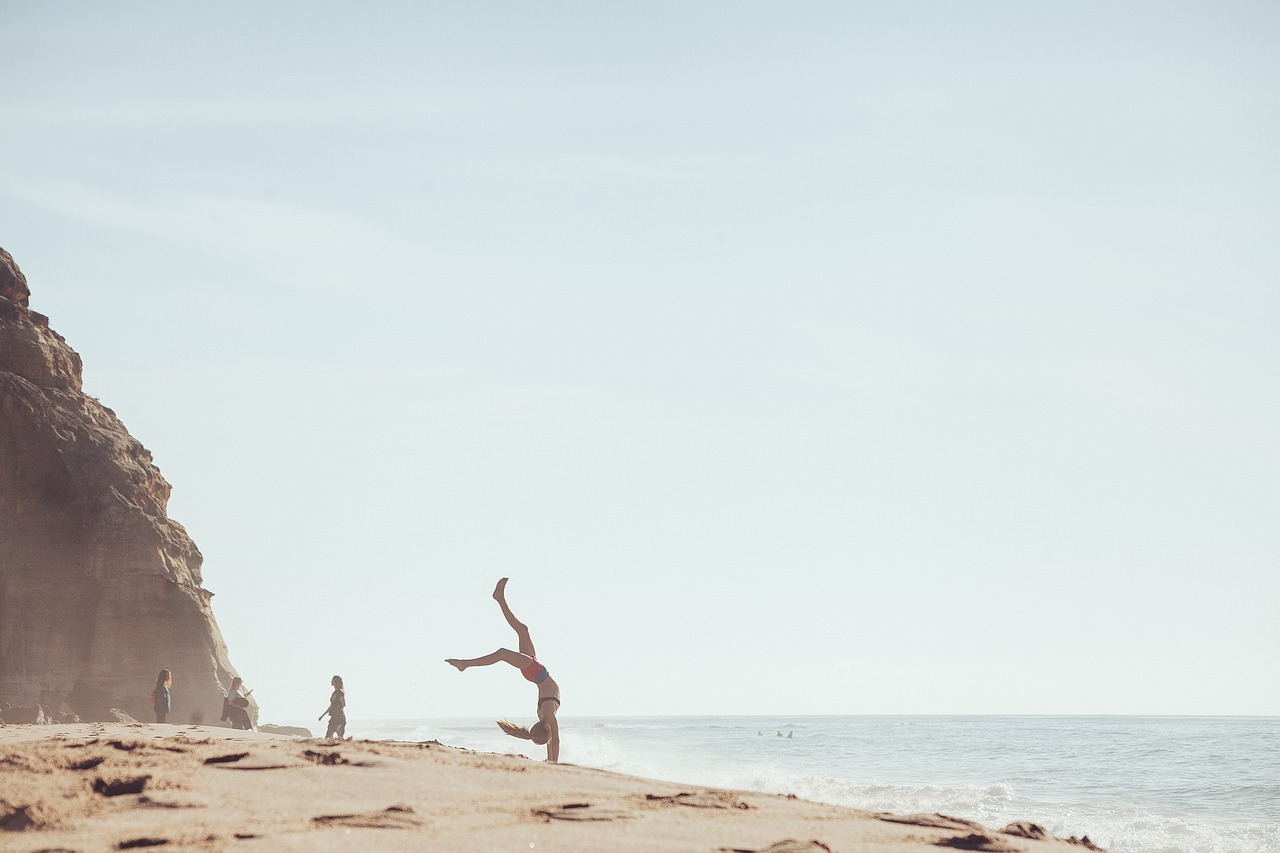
[0, 247, 251, 724]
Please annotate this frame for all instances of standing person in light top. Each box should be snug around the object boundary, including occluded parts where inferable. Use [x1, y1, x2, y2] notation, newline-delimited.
[446, 577, 561, 763]
[319, 675, 346, 739]
[151, 669, 172, 723]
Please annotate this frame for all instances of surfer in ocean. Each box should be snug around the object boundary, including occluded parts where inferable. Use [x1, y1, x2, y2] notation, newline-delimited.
[446, 577, 561, 763]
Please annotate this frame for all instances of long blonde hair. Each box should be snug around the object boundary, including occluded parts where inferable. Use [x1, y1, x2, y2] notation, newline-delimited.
[497, 718, 549, 745]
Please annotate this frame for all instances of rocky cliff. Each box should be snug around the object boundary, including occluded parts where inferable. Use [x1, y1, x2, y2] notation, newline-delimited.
[0, 247, 251, 725]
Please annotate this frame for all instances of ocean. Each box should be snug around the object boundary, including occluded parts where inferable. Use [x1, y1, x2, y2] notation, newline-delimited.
[330, 715, 1278, 853]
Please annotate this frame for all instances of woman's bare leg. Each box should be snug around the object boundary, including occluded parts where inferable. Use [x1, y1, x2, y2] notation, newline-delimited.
[493, 577, 536, 659]
[445, 579, 541, 672]
[446, 648, 533, 672]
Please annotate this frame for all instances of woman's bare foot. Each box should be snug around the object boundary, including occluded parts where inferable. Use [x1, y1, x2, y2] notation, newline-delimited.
[493, 577, 509, 601]
[445, 659, 467, 671]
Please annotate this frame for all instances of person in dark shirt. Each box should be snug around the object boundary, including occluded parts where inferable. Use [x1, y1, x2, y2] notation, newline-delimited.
[222, 676, 254, 731]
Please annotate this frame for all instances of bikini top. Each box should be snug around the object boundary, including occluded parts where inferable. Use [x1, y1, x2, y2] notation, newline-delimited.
[520, 659, 550, 684]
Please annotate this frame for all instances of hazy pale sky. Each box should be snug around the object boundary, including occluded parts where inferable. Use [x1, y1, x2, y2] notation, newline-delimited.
[3, 2, 1277, 722]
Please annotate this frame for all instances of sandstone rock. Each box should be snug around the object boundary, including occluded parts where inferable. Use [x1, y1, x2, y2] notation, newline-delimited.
[0, 248, 30, 307]
[0, 248, 254, 724]
[0, 703, 50, 724]
[260, 724, 314, 738]
[0, 291, 82, 390]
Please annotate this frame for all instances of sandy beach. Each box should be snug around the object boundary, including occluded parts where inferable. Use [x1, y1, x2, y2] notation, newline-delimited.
[0, 724, 1102, 852]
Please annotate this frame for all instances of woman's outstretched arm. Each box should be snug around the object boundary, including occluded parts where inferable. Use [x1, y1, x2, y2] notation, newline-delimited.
[546, 714, 560, 763]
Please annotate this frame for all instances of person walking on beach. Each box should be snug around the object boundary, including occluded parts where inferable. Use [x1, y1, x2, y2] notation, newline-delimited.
[446, 577, 561, 763]
[151, 669, 172, 723]
[319, 675, 346, 739]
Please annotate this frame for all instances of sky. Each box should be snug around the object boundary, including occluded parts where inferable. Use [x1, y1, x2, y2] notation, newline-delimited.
[2, 1, 1277, 723]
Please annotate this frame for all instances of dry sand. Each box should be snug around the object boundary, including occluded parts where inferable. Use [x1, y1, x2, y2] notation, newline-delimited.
[0, 723, 1101, 852]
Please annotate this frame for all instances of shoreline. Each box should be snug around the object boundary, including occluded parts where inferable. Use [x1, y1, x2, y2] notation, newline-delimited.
[0, 723, 1100, 852]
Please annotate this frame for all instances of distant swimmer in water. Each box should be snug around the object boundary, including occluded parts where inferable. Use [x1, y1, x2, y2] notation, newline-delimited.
[446, 577, 561, 763]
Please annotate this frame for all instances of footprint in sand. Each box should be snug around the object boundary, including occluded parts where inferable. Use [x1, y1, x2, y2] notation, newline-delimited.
[645, 791, 750, 810]
[93, 775, 150, 797]
[876, 813, 987, 832]
[935, 833, 1023, 852]
[312, 804, 424, 830]
[532, 803, 631, 822]
[117, 838, 170, 849]
[68, 756, 106, 771]
[719, 841, 832, 853]
[0, 804, 39, 831]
